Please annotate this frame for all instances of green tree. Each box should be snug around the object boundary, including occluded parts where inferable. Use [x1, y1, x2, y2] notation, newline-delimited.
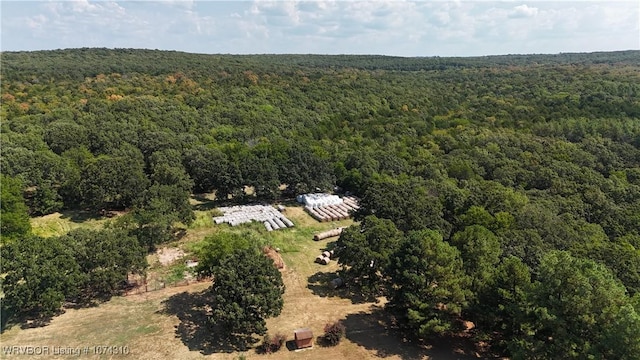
[601, 303, 640, 360]
[387, 229, 471, 338]
[451, 225, 502, 295]
[44, 121, 89, 155]
[2, 148, 71, 215]
[209, 248, 285, 339]
[242, 153, 280, 200]
[79, 154, 149, 211]
[183, 146, 230, 194]
[336, 216, 403, 298]
[357, 176, 446, 233]
[131, 185, 193, 251]
[59, 146, 94, 207]
[193, 231, 261, 277]
[0, 175, 31, 242]
[60, 228, 147, 299]
[280, 142, 334, 194]
[1, 235, 82, 320]
[459, 206, 495, 229]
[475, 256, 534, 354]
[581, 239, 640, 296]
[516, 251, 631, 359]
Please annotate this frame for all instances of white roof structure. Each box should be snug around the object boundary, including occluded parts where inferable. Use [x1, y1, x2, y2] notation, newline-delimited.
[296, 193, 343, 208]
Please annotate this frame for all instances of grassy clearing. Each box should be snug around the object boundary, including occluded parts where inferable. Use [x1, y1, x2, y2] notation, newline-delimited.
[188, 210, 216, 230]
[30, 210, 111, 238]
[5, 204, 478, 360]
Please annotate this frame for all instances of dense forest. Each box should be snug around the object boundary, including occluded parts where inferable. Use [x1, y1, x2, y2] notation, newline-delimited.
[1, 49, 640, 358]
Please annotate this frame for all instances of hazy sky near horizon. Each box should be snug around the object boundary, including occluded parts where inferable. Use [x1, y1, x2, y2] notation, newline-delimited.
[1, 1, 638, 57]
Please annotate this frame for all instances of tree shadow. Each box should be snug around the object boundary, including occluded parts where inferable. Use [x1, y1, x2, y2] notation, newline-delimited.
[1, 308, 56, 333]
[1, 293, 120, 333]
[307, 271, 374, 304]
[59, 209, 105, 223]
[191, 194, 219, 211]
[321, 241, 339, 251]
[158, 289, 258, 354]
[343, 307, 480, 360]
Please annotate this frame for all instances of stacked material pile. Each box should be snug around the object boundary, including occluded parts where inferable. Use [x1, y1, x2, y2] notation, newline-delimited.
[263, 246, 285, 269]
[213, 205, 294, 231]
[313, 227, 345, 241]
[298, 194, 360, 222]
[314, 249, 335, 265]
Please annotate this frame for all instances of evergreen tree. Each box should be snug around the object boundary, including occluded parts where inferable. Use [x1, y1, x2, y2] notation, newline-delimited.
[387, 230, 471, 338]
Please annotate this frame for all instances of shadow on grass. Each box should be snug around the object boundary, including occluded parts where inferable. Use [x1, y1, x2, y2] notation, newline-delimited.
[58, 209, 105, 223]
[1, 298, 107, 333]
[306, 271, 373, 304]
[344, 307, 480, 360]
[1, 318, 50, 333]
[191, 194, 219, 212]
[1, 307, 58, 333]
[158, 290, 258, 354]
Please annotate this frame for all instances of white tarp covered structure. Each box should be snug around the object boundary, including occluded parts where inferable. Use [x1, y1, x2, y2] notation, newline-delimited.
[213, 205, 294, 231]
[296, 193, 343, 208]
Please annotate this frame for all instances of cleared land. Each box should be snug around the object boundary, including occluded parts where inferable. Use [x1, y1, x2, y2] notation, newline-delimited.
[2, 202, 479, 359]
[29, 210, 113, 238]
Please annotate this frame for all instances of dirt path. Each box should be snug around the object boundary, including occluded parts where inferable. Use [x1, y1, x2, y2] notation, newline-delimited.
[261, 237, 480, 360]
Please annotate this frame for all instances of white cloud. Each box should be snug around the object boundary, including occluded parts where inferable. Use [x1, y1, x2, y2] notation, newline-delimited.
[160, 0, 195, 10]
[1, 1, 638, 56]
[509, 4, 539, 18]
[70, 0, 100, 13]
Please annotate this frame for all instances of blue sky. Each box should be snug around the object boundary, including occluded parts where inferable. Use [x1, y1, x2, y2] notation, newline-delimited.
[1, 1, 638, 56]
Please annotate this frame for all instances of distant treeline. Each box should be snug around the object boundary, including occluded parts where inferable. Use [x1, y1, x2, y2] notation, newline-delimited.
[2, 48, 639, 81]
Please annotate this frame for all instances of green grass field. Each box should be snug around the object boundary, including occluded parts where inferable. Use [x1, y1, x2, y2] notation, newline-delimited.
[29, 210, 111, 238]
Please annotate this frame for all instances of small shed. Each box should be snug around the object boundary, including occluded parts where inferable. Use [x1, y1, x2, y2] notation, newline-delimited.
[294, 328, 313, 349]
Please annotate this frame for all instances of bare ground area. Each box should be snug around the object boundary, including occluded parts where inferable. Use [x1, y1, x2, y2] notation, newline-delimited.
[157, 247, 186, 266]
[4, 205, 481, 360]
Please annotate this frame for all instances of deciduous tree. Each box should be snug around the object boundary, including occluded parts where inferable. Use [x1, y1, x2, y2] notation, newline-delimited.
[514, 251, 631, 359]
[0, 175, 31, 242]
[209, 248, 285, 338]
[1, 235, 82, 320]
[336, 216, 403, 298]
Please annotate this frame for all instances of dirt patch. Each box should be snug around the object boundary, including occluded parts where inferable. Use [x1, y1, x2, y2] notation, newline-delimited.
[264, 246, 286, 270]
[257, 236, 480, 360]
[157, 247, 186, 266]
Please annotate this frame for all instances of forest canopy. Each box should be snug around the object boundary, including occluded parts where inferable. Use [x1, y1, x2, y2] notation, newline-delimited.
[1, 49, 639, 358]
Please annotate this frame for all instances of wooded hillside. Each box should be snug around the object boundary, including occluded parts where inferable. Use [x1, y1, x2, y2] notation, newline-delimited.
[1, 49, 639, 358]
